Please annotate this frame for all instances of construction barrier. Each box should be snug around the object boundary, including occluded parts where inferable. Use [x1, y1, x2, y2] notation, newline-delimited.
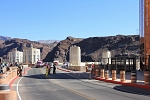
[95, 69, 99, 77]
[131, 71, 137, 83]
[144, 71, 150, 85]
[100, 69, 104, 78]
[105, 70, 109, 79]
[112, 70, 116, 80]
[120, 70, 125, 82]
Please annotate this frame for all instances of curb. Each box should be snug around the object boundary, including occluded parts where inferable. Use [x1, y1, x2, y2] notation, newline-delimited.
[9, 76, 18, 89]
[57, 67, 71, 72]
[57, 67, 150, 90]
[22, 67, 31, 74]
[94, 76, 150, 90]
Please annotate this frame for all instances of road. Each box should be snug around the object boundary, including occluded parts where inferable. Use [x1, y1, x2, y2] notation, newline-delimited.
[12, 67, 150, 100]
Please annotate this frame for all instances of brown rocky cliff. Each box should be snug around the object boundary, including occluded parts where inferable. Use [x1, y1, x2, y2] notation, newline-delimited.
[0, 38, 58, 60]
[44, 35, 139, 62]
[43, 36, 83, 62]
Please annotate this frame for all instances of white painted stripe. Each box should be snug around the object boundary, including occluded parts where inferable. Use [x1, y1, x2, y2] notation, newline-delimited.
[17, 77, 23, 100]
[17, 68, 29, 100]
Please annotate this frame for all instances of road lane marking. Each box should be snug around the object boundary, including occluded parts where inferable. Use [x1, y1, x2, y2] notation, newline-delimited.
[17, 67, 30, 100]
[40, 68, 96, 100]
[17, 77, 23, 100]
[67, 88, 96, 100]
[49, 79, 96, 100]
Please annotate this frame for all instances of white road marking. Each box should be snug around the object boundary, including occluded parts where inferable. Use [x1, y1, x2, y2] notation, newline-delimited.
[17, 68, 29, 100]
[17, 77, 23, 100]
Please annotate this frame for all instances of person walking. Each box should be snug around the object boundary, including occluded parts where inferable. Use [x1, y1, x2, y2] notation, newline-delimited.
[45, 65, 49, 76]
[91, 63, 94, 74]
[18, 64, 22, 77]
[53, 63, 56, 74]
[140, 60, 144, 72]
[48, 62, 51, 75]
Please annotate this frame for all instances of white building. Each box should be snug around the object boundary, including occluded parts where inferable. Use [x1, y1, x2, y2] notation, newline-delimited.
[23, 45, 40, 64]
[8, 48, 23, 63]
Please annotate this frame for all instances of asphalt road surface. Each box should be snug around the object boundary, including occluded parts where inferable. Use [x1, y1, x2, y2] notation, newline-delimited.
[12, 67, 150, 100]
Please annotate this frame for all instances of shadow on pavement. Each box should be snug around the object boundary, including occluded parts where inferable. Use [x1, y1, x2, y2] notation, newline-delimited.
[23, 72, 95, 80]
[113, 85, 150, 96]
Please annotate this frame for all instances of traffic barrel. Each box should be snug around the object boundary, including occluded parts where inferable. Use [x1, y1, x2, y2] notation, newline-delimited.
[144, 71, 150, 85]
[131, 71, 137, 83]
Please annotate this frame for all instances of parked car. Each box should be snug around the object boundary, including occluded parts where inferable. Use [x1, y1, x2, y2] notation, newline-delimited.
[62, 62, 69, 69]
[36, 60, 44, 68]
[53, 60, 59, 65]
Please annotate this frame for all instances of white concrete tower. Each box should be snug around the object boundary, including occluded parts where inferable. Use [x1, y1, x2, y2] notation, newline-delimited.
[102, 50, 111, 64]
[69, 45, 81, 66]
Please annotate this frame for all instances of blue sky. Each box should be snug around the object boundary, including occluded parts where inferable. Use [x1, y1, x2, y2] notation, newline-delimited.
[0, 0, 139, 41]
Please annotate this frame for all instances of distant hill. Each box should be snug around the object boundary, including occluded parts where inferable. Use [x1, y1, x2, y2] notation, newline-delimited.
[0, 36, 11, 41]
[38, 40, 60, 44]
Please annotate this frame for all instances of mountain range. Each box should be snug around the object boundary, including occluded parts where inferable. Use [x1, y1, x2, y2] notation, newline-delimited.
[37, 40, 60, 44]
[0, 35, 59, 44]
[44, 35, 139, 62]
[0, 36, 11, 41]
[0, 35, 139, 62]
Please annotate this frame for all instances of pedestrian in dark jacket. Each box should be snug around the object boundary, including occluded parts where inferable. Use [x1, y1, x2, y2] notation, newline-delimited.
[53, 63, 56, 74]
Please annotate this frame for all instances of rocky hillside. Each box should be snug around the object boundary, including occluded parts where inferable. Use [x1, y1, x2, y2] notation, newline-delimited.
[0, 38, 58, 60]
[43, 35, 139, 62]
[0, 35, 139, 63]
[43, 36, 83, 62]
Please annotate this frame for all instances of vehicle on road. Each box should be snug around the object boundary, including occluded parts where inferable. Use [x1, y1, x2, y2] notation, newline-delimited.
[36, 60, 44, 68]
[53, 60, 59, 65]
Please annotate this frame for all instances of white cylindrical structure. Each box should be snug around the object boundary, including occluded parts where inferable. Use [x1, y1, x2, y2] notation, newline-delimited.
[69, 45, 81, 66]
[102, 50, 111, 64]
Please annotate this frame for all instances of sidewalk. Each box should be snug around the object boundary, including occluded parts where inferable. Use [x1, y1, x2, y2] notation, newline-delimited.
[57, 66, 150, 90]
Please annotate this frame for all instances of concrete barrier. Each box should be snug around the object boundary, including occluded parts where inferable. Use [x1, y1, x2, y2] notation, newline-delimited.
[0, 67, 18, 84]
[0, 67, 18, 100]
[5, 73, 9, 84]
[0, 74, 6, 84]
[0, 91, 17, 100]
[0, 84, 17, 100]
